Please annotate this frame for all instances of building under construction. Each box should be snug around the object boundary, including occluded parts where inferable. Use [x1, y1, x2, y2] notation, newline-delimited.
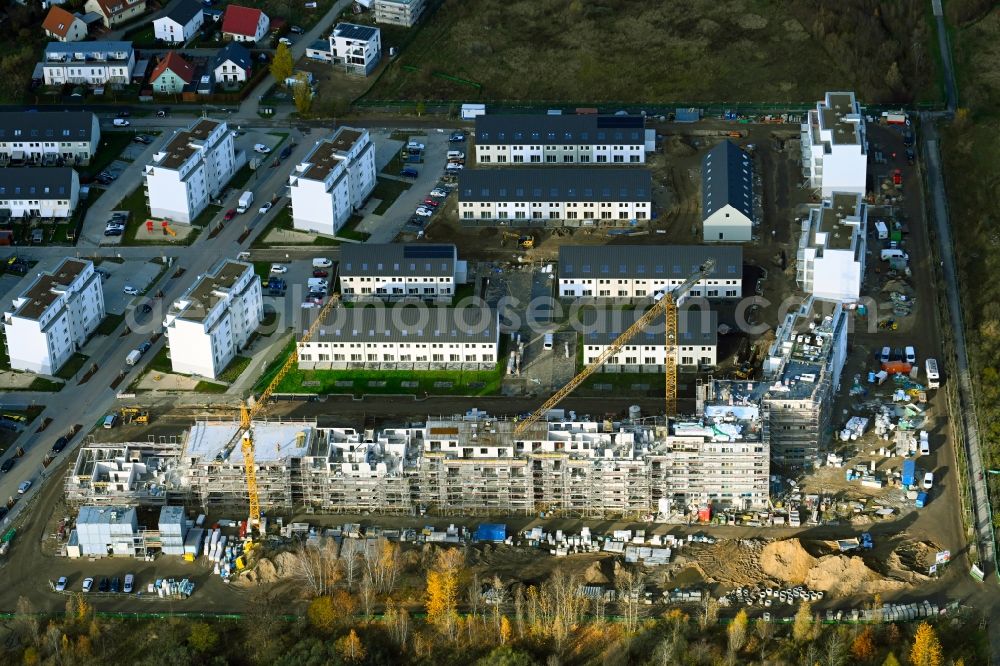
[65, 410, 770, 517]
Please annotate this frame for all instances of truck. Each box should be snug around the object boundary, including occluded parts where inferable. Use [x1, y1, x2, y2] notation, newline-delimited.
[915, 492, 928, 508]
[902, 459, 916, 488]
[125, 349, 141, 366]
[875, 220, 889, 240]
[236, 191, 254, 214]
[925, 358, 940, 389]
[880, 249, 908, 261]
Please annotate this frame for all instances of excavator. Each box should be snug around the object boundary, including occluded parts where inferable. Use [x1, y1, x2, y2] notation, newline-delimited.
[501, 231, 535, 249]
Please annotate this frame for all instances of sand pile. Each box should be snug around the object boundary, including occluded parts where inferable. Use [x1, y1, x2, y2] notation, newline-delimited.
[760, 540, 816, 585]
[236, 551, 297, 585]
[804, 555, 906, 596]
[583, 561, 610, 585]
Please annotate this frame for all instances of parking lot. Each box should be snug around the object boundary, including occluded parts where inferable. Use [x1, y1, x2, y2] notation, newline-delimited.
[97, 259, 164, 315]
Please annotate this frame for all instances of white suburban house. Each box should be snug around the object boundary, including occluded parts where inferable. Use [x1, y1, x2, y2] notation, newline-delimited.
[581, 307, 718, 372]
[163, 260, 263, 379]
[702, 140, 754, 242]
[3, 258, 104, 375]
[221, 5, 269, 43]
[339, 244, 467, 302]
[373, 0, 425, 26]
[0, 111, 100, 165]
[288, 127, 376, 236]
[297, 306, 499, 370]
[458, 169, 651, 223]
[0, 168, 80, 219]
[42, 6, 88, 42]
[40, 41, 135, 86]
[212, 42, 252, 86]
[558, 245, 743, 299]
[796, 192, 867, 303]
[152, 0, 204, 44]
[801, 91, 868, 198]
[329, 23, 381, 76]
[474, 114, 651, 164]
[84, 0, 147, 28]
[143, 118, 236, 224]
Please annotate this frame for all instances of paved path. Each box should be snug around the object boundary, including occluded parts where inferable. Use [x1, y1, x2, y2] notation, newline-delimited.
[931, 0, 959, 112]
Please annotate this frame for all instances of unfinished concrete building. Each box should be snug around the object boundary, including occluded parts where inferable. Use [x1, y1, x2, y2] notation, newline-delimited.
[65, 440, 185, 506]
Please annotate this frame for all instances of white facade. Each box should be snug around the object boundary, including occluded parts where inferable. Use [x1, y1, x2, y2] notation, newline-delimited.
[40, 41, 135, 86]
[702, 140, 754, 242]
[153, 6, 204, 43]
[144, 118, 236, 224]
[373, 0, 425, 26]
[221, 6, 268, 42]
[163, 261, 263, 379]
[801, 91, 868, 198]
[474, 115, 647, 165]
[3, 258, 104, 375]
[0, 112, 100, 165]
[329, 23, 381, 76]
[558, 246, 743, 300]
[797, 192, 867, 303]
[339, 243, 464, 302]
[297, 306, 499, 370]
[289, 127, 376, 236]
[0, 168, 80, 219]
[582, 309, 718, 371]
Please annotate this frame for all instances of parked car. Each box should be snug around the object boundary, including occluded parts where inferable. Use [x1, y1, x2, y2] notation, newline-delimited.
[290, 25, 304, 34]
[312, 269, 328, 278]
[270, 264, 287, 274]
[123, 285, 139, 296]
[259, 201, 273, 214]
[51, 436, 69, 454]
[112, 118, 130, 127]
[116, 111, 130, 118]
[223, 208, 237, 221]
[415, 207, 433, 217]
[124, 574, 134, 593]
[103, 414, 118, 429]
[307, 292, 324, 304]
[400, 167, 418, 178]
[55, 577, 68, 591]
[104, 228, 123, 237]
[18, 480, 31, 494]
[923, 472, 934, 490]
[407, 141, 425, 150]
[879, 346, 890, 364]
[422, 198, 439, 207]
[278, 37, 292, 46]
[82, 578, 94, 593]
[132, 135, 151, 145]
[98, 577, 110, 592]
[449, 132, 466, 142]
[0, 458, 14, 473]
[254, 143, 271, 154]
[279, 145, 293, 160]
[156, 109, 169, 118]
[905, 346, 916, 364]
[430, 188, 448, 198]
[445, 162, 464, 171]
[138, 342, 152, 354]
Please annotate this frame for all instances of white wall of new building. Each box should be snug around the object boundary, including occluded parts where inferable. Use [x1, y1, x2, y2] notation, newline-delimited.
[558, 276, 741, 299]
[289, 130, 376, 235]
[330, 28, 381, 75]
[163, 263, 262, 378]
[340, 274, 455, 300]
[703, 204, 752, 242]
[42, 53, 135, 85]
[3, 259, 104, 374]
[153, 12, 203, 43]
[144, 121, 236, 224]
[0, 175, 80, 219]
[582, 341, 716, 371]
[0, 116, 100, 164]
[373, 0, 424, 26]
[476, 142, 645, 164]
[298, 339, 497, 370]
[460, 199, 648, 222]
[801, 92, 867, 198]
[213, 59, 247, 84]
[797, 195, 867, 303]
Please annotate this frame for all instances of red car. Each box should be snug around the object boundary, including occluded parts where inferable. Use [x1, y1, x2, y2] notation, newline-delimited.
[422, 198, 440, 207]
[312, 269, 329, 278]
[223, 209, 237, 221]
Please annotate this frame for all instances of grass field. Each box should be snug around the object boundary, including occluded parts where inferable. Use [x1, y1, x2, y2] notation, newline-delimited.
[371, 177, 412, 215]
[95, 314, 125, 336]
[54, 353, 89, 381]
[365, 0, 939, 106]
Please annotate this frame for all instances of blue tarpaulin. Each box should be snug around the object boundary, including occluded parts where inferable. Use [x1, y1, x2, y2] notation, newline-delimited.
[475, 523, 506, 542]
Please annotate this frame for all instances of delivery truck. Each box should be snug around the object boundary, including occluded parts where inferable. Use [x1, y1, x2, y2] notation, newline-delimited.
[902, 459, 916, 488]
[125, 350, 142, 366]
[237, 191, 254, 214]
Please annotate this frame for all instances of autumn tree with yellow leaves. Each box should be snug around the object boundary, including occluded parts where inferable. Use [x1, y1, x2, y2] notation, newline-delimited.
[425, 548, 464, 640]
[910, 622, 943, 666]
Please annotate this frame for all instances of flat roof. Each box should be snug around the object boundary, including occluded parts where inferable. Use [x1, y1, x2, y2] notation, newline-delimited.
[475, 114, 645, 146]
[582, 307, 718, 346]
[305, 306, 498, 344]
[813, 192, 862, 251]
[154, 119, 222, 170]
[818, 92, 862, 146]
[297, 128, 366, 181]
[13, 258, 89, 321]
[77, 505, 138, 526]
[340, 243, 455, 277]
[174, 260, 249, 322]
[185, 421, 314, 464]
[44, 41, 133, 56]
[559, 245, 742, 280]
[459, 168, 651, 203]
[333, 22, 379, 40]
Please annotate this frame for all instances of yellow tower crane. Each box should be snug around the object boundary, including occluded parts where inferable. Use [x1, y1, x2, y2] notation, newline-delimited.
[219, 293, 342, 530]
[513, 259, 716, 435]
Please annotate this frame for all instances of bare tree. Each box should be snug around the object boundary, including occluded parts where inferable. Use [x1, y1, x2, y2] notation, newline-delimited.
[755, 617, 774, 662]
[362, 537, 403, 596]
[513, 585, 526, 639]
[342, 539, 362, 590]
[699, 595, 719, 630]
[543, 570, 587, 655]
[14, 596, 39, 646]
[384, 598, 410, 649]
[590, 593, 606, 624]
[288, 537, 341, 597]
[467, 572, 482, 623]
[615, 568, 645, 635]
[489, 575, 508, 635]
[359, 570, 376, 620]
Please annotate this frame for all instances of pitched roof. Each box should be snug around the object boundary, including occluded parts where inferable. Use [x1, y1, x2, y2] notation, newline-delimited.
[581, 308, 718, 347]
[0, 111, 96, 143]
[149, 51, 195, 84]
[304, 306, 499, 345]
[558, 245, 743, 281]
[213, 42, 251, 72]
[222, 4, 265, 36]
[42, 6, 81, 37]
[701, 140, 754, 221]
[340, 244, 456, 278]
[458, 169, 651, 203]
[475, 114, 645, 146]
[163, 0, 202, 26]
[90, 0, 145, 18]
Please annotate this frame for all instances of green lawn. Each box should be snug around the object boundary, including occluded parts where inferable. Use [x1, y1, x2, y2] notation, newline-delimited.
[191, 204, 224, 227]
[218, 355, 252, 384]
[55, 353, 89, 381]
[371, 177, 412, 215]
[380, 151, 408, 177]
[195, 381, 229, 393]
[575, 372, 665, 397]
[84, 132, 136, 179]
[95, 313, 125, 336]
[251, 207, 341, 247]
[112, 187, 198, 246]
[230, 163, 255, 189]
[0, 334, 10, 371]
[26, 377, 64, 392]
[146, 346, 173, 374]
[337, 215, 371, 242]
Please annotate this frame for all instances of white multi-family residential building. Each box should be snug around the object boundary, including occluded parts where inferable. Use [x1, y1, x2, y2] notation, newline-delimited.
[42, 7, 88, 42]
[3, 258, 104, 375]
[143, 118, 236, 224]
[339, 243, 467, 302]
[558, 245, 743, 299]
[458, 169, 651, 223]
[288, 127, 376, 236]
[297, 306, 499, 370]
[475, 114, 651, 165]
[797, 192, 867, 303]
[0, 168, 80, 218]
[581, 307, 718, 371]
[163, 260, 262, 378]
[329, 23, 381, 76]
[801, 91, 868, 197]
[40, 41, 135, 86]
[0, 111, 99, 165]
[152, 0, 204, 44]
[702, 140, 754, 242]
[373, 0, 425, 26]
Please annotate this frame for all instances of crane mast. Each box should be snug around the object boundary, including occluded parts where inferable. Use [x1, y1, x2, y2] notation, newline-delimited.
[513, 259, 715, 435]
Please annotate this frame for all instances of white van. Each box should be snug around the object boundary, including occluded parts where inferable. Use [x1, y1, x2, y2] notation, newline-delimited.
[543, 333, 554, 351]
[312, 258, 332, 269]
[925, 358, 940, 389]
[447, 150, 465, 160]
[103, 414, 118, 429]
[875, 221, 889, 240]
[881, 249, 908, 261]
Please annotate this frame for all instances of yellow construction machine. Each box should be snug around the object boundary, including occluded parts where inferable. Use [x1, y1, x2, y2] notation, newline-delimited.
[501, 231, 535, 249]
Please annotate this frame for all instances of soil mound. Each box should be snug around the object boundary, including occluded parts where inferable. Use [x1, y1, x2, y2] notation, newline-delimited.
[759, 540, 816, 584]
[804, 555, 906, 596]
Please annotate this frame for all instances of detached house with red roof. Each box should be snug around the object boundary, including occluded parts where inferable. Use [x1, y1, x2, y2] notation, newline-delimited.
[42, 7, 88, 42]
[149, 52, 195, 94]
[221, 5, 269, 43]
[84, 0, 148, 28]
